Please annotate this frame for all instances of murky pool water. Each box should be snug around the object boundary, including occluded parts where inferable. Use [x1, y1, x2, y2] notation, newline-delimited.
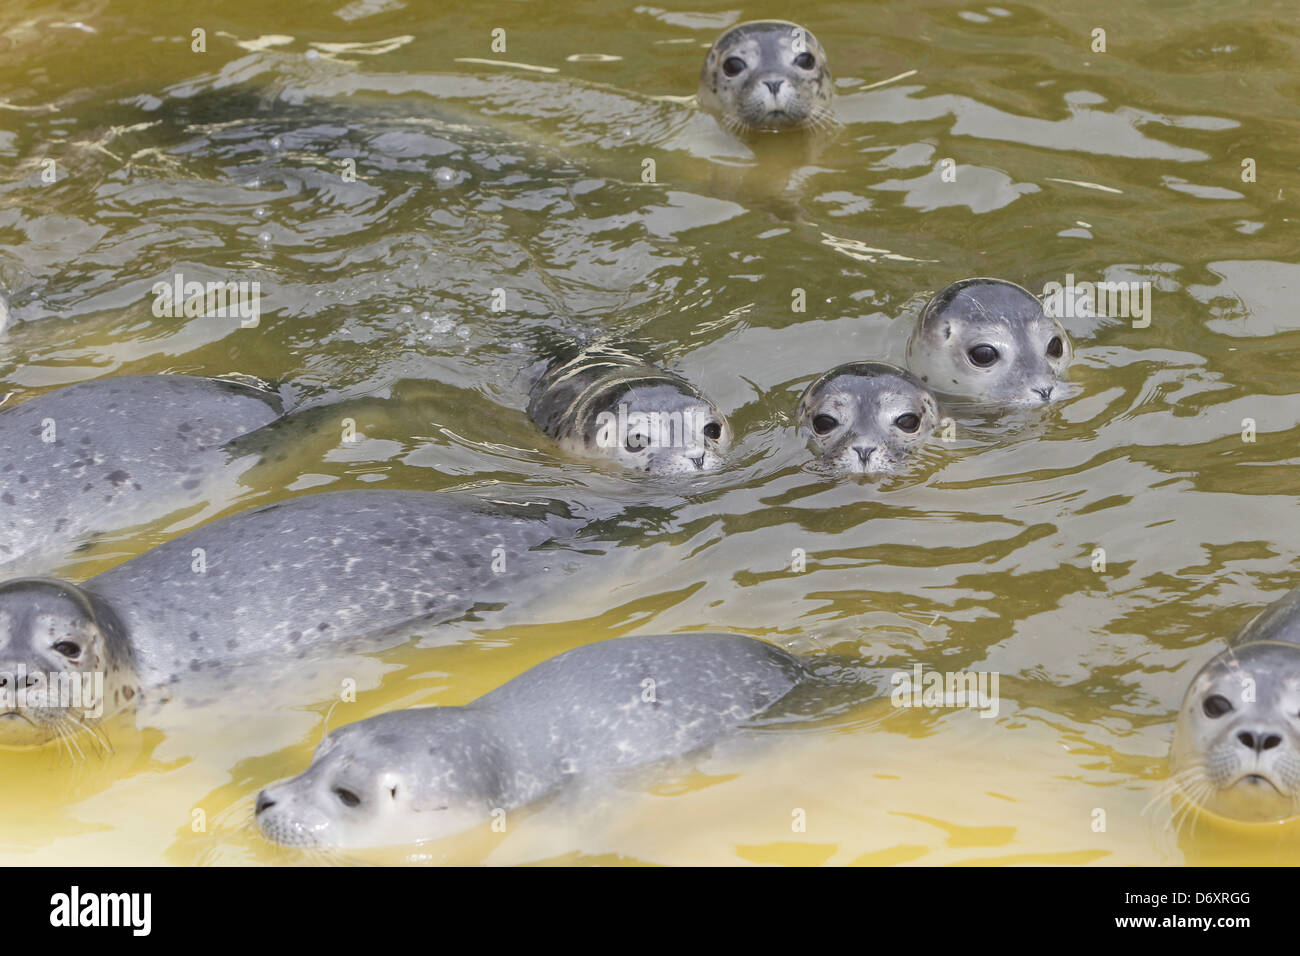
[2, 0, 1299, 864]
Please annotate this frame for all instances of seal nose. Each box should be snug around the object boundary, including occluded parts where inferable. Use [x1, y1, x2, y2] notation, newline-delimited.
[255, 791, 276, 816]
[688, 453, 706, 470]
[854, 446, 877, 465]
[1237, 730, 1282, 754]
[0, 668, 41, 690]
[763, 79, 784, 95]
[1032, 385, 1054, 402]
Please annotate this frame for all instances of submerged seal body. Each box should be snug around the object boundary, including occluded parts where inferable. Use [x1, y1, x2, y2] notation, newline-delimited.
[1170, 587, 1300, 822]
[0, 490, 581, 747]
[697, 20, 833, 135]
[797, 362, 940, 474]
[906, 278, 1073, 406]
[527, 346, 731, 475]
[256, 632, 803, 848]
[0, 374, 284, 570]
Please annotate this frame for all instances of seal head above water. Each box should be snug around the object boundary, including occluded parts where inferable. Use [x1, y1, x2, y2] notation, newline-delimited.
[698, 20, 833, 134]
[1170, 587, 1300, 823]
[797, 362, 940, 474]
[906, 278, 1072, 406]
[527, 346, 731, 476]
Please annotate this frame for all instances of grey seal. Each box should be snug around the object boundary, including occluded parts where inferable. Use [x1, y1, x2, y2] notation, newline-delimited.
[527, 345, 731, 475]
[0, 374, 284, 571]
[797, 361, 941, 474]
[697, 20, 833, 135]
[255, 632, 803, 848]
[1170, 586, 1300, 823]
[0, 490, 582, 748]
[905, 278, 1073, 405]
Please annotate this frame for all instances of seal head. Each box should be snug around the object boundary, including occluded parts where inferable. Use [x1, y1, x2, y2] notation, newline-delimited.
[797, 362, 940, 474]
[906, 278, 1072, 405]
[1170, 587, 1300, 822]
[697, 20, 833, 134]
[527, 347, 731, 476]
[256, 709, 505, 849]
[0, 578, 137, 747]
[1171, 640, 1300, 822]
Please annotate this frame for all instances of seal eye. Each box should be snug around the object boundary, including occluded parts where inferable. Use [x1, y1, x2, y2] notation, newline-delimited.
[812, 414, 838, 435]
[722, 56, 746, 77]
[703, 422, 722, 441]
[625, 432, 648, 454]
[1046, 336, 1064, 359]
[53, 641, 80, 658]
[968, 344, 999, 368]
[334, 787, 361, 808]
[1203, 694, 1233, 719]
[794, 52, 815, 70]
[894, 413, 921, 433]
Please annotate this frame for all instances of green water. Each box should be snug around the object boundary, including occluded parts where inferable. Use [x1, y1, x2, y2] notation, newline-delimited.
[1, 0, 1299, 864]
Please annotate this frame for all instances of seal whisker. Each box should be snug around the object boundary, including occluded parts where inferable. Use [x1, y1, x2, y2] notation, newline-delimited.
[66, 714, 114, 757]
[53, 718, 86, 766]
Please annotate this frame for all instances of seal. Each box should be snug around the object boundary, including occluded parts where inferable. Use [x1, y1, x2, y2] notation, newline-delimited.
[527, 345, 731, 475]
[0, 490, 584, 748]
[797, 362, 940, 474]
[1169, 586, 1300, 823]
[0, 374, 284, 571]
[255, 632, 803, 849]
[697, 20, 833, 135]
[905, 278, 1073, 405]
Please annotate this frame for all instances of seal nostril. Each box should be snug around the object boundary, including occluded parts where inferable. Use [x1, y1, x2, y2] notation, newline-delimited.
[1238, 730, 1280, 753]
[689, 454, 706, 470]
[1033, 386, 1053, 401]
[255, 792, 276, 815]
[763, 79, 783, 95]
[854, 446, 876, 464]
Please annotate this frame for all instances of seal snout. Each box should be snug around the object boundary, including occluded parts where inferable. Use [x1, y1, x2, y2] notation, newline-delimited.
[1237, 729, 1283, 754]
[255, 791, 277, 815]
[1032, 385, 1054, 402]
[853, 446, 877, 466]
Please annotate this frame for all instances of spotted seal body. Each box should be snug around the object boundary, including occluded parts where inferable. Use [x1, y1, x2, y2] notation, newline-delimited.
[1170, 587, 1300, 822]
[0, 490, 580, 747]
[797, 362, 940, 474]
[526, 346, 730, 475]
[906, 278, 1073, 406]
[256, 632, 803, 848]
[0, 374, 284, 571]
[697, 20, 833, 135]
